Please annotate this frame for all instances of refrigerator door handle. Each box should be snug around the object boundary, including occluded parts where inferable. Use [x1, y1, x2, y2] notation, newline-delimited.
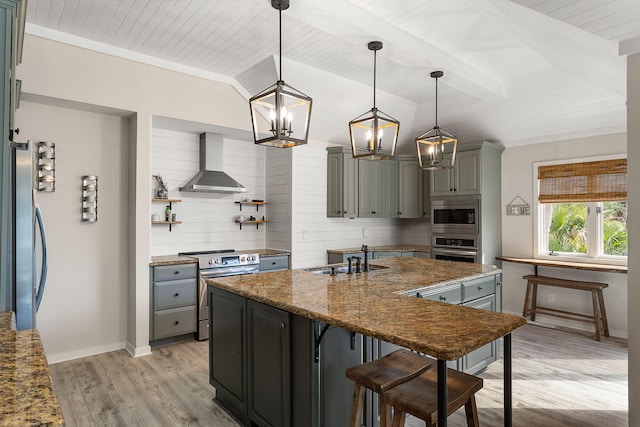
[34, 204, 47, 311]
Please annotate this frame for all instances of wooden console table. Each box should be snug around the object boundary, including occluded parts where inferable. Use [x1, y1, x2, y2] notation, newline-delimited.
[496, 256, 627, 275]
[497, 256, 625, 341]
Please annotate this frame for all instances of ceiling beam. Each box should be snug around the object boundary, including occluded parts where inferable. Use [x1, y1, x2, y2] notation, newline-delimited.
[287, 0, 506, 102]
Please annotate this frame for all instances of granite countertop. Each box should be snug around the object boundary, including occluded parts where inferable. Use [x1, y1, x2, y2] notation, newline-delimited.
[327, 244, 431, 254]
[206, 257, 526, 360]
[0, 324, 64, 427]
[150, 249, 290, 266]
[149, 255, 199, 266]
[238, 249, 290, 257]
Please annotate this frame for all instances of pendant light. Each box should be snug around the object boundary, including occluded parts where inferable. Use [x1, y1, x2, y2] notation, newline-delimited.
[416, 71, 458, 170]
[349, 41, 399, 160]
[249, 0, 312, 148]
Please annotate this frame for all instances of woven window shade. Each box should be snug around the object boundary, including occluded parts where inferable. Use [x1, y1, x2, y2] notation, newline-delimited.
[538, 159, 627, 203]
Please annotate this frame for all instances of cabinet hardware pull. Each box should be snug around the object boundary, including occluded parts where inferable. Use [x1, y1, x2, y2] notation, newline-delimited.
[439, 296, 446, 301]
[371, 211, 376, 214]
[478, 287, 484, 290]
[174, 293, 179, 297]
[174, 271, 179, 275]
[174, 321, 179, 325]
[272, 262, 276, 265]
[280, 322, 286, 329]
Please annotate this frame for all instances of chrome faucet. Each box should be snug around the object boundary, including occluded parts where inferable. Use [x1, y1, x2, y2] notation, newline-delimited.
[361, 245, 369, 272]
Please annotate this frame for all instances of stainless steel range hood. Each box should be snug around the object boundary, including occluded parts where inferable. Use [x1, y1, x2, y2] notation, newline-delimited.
[179, 133, 247, 194]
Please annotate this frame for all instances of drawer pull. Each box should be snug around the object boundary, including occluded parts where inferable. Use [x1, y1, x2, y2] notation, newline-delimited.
[174, 321, 180, 325]
[272, 262, 276, 265]
[280, 322, 286, 329]
[439, 296, 446, 301]
[174, 293, 179, 297]
[478, 286, 484, 290]
[174, 271, 179, 275]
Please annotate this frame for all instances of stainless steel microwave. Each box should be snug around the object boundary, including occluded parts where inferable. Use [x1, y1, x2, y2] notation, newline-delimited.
[431, 198, 479, 234]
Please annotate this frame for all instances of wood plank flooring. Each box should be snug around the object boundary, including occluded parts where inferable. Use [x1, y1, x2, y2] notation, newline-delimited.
[49, 324, 627, 427]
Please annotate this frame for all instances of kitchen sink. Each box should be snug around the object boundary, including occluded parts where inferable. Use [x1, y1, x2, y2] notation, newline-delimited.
[306, 265, 388, 275]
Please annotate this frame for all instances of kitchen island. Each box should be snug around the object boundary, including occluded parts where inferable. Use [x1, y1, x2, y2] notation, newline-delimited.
[206, 257, 526, 427]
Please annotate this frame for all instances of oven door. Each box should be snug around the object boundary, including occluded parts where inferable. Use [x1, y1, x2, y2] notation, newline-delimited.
[430, 247, 478, 263]
[198, 266, 259, 340]
[431, 199, 479, 234]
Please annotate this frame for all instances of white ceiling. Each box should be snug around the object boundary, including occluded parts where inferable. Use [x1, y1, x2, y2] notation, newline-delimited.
[24, 0, 639, 152]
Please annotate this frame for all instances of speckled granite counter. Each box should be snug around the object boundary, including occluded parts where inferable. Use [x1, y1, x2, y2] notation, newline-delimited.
[239, 249, 290, 257]
[0, 327, 64, 427]
[327, 244, 431, 254]
[149, 255, 198, 266]
[206, 257, 526, 360]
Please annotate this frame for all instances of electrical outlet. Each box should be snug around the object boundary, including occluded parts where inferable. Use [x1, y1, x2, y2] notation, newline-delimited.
[362, 228, 368, 237]
[547, 292, 555, 303]
[302, 230, 308, 240]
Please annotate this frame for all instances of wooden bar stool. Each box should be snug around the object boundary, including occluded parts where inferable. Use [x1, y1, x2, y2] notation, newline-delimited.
[382, 365, 483, 427]
[345, 349, 432, 427]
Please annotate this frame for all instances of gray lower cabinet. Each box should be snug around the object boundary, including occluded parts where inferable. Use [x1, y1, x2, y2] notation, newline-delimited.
[415, 274, 500, 374]
[371, 251, 413, 259]
[248, 300, 291, 427]
[259, 255, 289, 272]
[209, 286, 367, 427]
[327, 251, 364, 264]
[150, 264, 197, 340]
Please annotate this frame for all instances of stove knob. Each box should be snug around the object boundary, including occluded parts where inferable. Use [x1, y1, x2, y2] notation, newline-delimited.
[251, 256, 256, 261]
[240, 256, 246, 262]
[213, 259, 219, 264]
[208, 259, 213, 265]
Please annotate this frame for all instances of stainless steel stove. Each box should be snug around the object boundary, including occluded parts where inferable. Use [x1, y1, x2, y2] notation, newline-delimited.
[179, 249, 260, 340]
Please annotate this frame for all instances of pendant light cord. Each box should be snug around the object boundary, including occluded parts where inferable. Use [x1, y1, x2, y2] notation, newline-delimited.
[435, 76, 438, 127]
[279, 7, 282, 81]
[373, 48, 377, 109]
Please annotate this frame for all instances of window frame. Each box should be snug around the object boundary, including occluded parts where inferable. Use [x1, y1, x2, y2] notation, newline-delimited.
[533, 154, 628, 266]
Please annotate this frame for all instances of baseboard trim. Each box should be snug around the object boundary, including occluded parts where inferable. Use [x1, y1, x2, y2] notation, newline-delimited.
[125, 342, 152, 358]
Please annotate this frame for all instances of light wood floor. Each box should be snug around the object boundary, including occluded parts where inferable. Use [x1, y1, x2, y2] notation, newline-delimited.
[49, 324, 628, 427]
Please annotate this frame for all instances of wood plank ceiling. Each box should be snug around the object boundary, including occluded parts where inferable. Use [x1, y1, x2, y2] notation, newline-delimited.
[24, 0, 639, 151]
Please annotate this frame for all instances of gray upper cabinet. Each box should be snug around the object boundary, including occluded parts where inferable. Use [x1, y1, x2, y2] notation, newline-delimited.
[327, 147, 358, 218]
[358, 160, 386, 218]
[397, 158, 421, 218]
[431, 149, 480, 196]
[327, 149, 425, 219]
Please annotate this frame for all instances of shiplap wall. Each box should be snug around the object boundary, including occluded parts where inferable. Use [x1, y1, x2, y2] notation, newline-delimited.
[266, 148, 292, 251]
[151, 129, 266, 255]
[289, 144, 407, 269]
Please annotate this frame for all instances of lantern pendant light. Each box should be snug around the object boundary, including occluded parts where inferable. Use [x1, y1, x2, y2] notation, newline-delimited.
[249, 0, 312, 148]
[349, 41, 399, 160]
[416, 71, 458, 170]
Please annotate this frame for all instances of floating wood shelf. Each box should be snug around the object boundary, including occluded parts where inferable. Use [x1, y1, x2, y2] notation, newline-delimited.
[235, 201, 267, 211]
[152, 199, 182, 231]
[235, 220, 268, 230]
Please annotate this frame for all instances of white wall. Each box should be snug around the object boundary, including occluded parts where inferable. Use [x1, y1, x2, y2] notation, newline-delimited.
[151, 129, 266, 255]
[16, 101, 131, 363]
[17, 34, 255, 358]
[501, 133, 628, 338]
[627, 52, 639, 426]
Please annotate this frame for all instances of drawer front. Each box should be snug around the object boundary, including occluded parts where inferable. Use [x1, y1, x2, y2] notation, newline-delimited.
[154, 278, 197, 310]
[462, 276, 496, 303]
[372, 251, 401, 258]
[154, 264, 197, 281]
[259, 256, 289, 272]
[417, 284, 462, 305]
[154, 306, 197, 340]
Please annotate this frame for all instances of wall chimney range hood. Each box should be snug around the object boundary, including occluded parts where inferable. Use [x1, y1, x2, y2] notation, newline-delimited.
[179, 133, 247, 194]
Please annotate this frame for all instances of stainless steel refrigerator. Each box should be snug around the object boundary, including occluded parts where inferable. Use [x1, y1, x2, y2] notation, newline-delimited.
[0, 140, 48, 330]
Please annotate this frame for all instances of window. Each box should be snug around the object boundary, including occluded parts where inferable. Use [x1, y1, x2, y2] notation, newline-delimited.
[535, 157, 627, 263]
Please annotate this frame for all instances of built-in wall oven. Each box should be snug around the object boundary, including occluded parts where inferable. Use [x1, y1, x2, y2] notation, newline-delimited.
[179, 250, 260, 340]
[431, 198, 479, 235]
[430, 235, 478, 263]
